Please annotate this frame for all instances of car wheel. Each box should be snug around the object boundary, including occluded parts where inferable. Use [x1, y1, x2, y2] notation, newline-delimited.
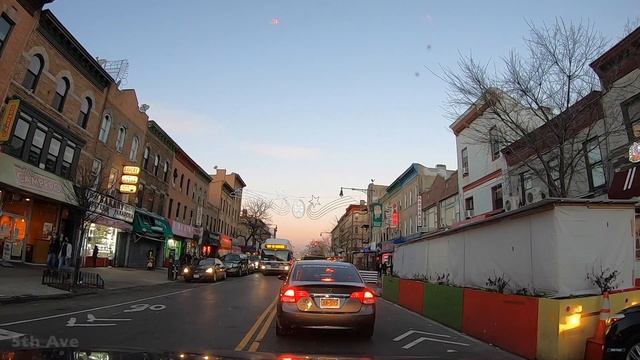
[358, 326, 374, 338]
[625, 335, 640, 360]
[275, 319, 291, 336]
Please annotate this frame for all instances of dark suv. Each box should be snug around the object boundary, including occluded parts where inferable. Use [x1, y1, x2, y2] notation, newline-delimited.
[222, 253, 250, 276]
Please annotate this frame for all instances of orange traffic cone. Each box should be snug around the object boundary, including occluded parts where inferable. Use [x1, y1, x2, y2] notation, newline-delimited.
[584, 291, 610, 360]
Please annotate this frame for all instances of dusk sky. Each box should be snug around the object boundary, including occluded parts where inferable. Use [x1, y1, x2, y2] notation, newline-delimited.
[48, 1, 638, 251]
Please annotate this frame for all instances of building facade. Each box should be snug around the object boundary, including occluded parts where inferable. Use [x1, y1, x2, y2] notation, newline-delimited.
[208, 168, 245, 255]
[330, 202, 368, 263]
[421, 171, 459, 233]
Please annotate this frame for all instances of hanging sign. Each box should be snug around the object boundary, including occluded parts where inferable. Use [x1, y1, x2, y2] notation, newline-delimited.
[416, 195, 423, 227]
[629, 142, 640, 163]
[372, 203, 383, 228]
[122, 166, 140, 175]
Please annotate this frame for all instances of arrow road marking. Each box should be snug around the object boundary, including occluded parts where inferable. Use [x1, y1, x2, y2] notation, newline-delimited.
[0, 328, 25, 341]
[393, 329, 450, 342]
[86, 314, 131, 322]
[402, 337, 470, 349]
[66, 317, 116, 327]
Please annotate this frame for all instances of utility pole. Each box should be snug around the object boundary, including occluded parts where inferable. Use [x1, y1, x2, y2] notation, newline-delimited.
[273, 225, 278, 238]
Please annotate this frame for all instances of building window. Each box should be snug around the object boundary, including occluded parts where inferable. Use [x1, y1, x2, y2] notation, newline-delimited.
[176, 201, 181, 219]
[461, 147, 469, 176]
[129, 136, 139, 161]
[622, 95, 640, 142]
[60, 142, 76, 178]
[0, 14, 14, 56]
[153, 155, 160, 176]
[180, 174, 184, 189]
[115, 126, 126, 152]
[91, 159, 102, 189]
[44, 136, 61, 172]
[464, 197, 474, 218]
[584, 137, 605, 190]
[78, 97, 92, 129]
[51, 77, 70, 112]
[27, 126, 46, 166]
[439, 195, 458, 228]
[98, 114, 111, 143]
[183, 205, 187, 221]
[137, 184, 145, 208]
[519, 172, 533, 205]
[409, 217, 413, 234]
[168, 198, 173, 219]
[163, 161, 169, 182]
[425, 206, 437, 232]
[490, 126, 500, 160]
[142, 146, 150, 169]
[491, 184, 503, 210]
[22, 54, 43, 91]
[547, 157, 560, 192]
[187, 179, 191, 195]
[190, 210, 193, 225]
[108, 168, 118, 190]
[8, 117, 30, 158]
[172, 169, 178, 186]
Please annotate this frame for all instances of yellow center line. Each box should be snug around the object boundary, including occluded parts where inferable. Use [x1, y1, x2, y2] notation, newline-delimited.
[234, 297, 277, 351]
[248, 305, 277, 352]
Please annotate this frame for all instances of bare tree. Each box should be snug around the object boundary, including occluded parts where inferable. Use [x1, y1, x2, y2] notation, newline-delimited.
[303, 238, 331, 256]
[439, 19, 628, 198]
[239, 198, 273, 248]
[63, 155, 116, 284]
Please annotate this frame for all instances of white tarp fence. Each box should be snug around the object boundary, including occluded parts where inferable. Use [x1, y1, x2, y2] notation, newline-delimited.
[394, 203, 635, 297]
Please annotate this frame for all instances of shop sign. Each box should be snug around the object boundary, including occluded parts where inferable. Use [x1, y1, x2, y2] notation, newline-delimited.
[384, 206, 392, 225]
[89, 193, 135, 223]
[122, 166, 140, 175]
[169, 219, 195, 238]
[390, 204, 399, 229]
[416, 195, 423, 227]
[120, 175, 139, 184]
[382, 241, 395, 253]
[119, 184, 137, 194]
[629, 142, 640, 163]
[372, 203, 383, 228]
[0, 100, 20, 143]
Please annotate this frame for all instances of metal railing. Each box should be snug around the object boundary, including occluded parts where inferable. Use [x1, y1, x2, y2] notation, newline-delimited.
[42, 269, 105, 290]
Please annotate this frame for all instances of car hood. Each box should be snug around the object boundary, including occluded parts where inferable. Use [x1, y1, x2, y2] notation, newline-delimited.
[3, 349, 385, 360]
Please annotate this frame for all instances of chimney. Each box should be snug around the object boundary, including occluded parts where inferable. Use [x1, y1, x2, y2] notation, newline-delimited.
[436, 164, 447, 177]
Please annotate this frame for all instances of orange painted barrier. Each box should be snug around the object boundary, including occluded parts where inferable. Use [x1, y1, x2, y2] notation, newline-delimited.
[584, 292, 610, 360]
[462, 289, 538, 359]
[398, 279, 425, 314]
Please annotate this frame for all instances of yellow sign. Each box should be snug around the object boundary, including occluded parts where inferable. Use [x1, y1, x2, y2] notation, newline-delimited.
[120, 175, 139, 184]
[265, 244, 287, 250]
[119, 184, 138, 194]
[122, 166, 140, 175]
[0, 100, 20, 143]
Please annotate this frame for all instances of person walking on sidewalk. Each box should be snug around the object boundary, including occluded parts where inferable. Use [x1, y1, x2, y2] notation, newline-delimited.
[92, 245, 99, 267]
[47, 235, 60, 270]
[58, 238, 72, 270]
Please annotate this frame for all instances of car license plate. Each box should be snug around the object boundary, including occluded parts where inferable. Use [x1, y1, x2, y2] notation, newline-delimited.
[193, 274, 200, 279]
[319, 298, 340, 309]
[271, 264, 278, 268]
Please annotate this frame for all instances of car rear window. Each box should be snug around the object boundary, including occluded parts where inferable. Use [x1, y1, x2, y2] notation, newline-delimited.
[291, 264, 361, 282]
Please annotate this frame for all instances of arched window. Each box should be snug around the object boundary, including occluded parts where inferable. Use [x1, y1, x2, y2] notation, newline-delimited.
[98, 114, 111, 143]
[180, 174, 184, 189]
[129, 136, 139, 161]
[163, 161, 169, 182]
[186, 179, 191, 195]
[153, 154, 160, 176]
[22, 54, 43, 91]
[115, 126, 126, 152]
[172, 169, 178, 186]
[52, 76, 70, 112]
[142, 146, 150, 169]
[78, 97, 92, 129]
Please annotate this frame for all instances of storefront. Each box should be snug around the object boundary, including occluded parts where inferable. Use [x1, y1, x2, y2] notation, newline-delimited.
[125, 209, 172, 268]
[201, 230, 220, 258]
[167, 219, 197, 266]
[82, 193, 135, 267]
[0, 152, 78, 264]
[219, 235, 233, 256]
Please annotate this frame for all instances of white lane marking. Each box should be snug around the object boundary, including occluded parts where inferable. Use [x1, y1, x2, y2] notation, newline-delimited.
[66, 317, 115, 327]
[393, 329, 450, 342]
[86, 314, 131, 322]
[0, 288, 194, 327]
[0, 328, 25, 340]
[402, 336, 470, 349]
[123, 303, 166, 312]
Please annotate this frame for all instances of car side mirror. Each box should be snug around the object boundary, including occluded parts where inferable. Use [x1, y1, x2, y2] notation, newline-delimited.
[278, 274, 287, 281]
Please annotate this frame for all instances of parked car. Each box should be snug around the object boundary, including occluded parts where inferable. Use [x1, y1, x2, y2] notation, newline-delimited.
[275, 260, 375, 337]
[249, 255, 260, 273]
[604, 304, 640, 359]
[222, 253, 250, 276]
[183, 258, 226, 282]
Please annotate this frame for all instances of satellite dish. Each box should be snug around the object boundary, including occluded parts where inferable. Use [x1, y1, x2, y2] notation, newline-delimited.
[213, 165, 218, 170]
[139, 104, 150, 113]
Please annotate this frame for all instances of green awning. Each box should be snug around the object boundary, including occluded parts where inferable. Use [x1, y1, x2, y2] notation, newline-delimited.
[133, 209, 173, 239]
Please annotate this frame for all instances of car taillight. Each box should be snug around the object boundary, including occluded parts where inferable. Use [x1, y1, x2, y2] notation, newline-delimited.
[351, 289, 375, 304]
[280, 287, 310, 303]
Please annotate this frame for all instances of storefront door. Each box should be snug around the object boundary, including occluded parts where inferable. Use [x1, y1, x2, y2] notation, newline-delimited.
[0, 212, 27, 261]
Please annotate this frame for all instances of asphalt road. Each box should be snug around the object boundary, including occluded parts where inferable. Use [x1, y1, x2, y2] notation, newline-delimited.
[0, 273, 521, 359]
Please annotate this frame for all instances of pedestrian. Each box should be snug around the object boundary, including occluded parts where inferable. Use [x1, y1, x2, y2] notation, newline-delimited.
[92, 245, 99, 267]
[47, 236, 59, 270]
[185, 252, 192, 266]
[58, 238, 68, 270]
[381, 262, 388, 276]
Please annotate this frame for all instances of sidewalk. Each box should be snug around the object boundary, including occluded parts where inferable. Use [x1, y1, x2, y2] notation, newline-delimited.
[0, 262, 173, 303]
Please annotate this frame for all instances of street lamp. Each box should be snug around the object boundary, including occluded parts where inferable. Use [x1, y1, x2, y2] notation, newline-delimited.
[339, 186, 369, 197]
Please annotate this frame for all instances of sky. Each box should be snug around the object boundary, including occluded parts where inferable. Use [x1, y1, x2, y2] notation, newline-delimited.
[48, 0, 638, 251]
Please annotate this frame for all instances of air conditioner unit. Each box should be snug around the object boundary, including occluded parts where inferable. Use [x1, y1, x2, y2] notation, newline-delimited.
[465, 209, 474, 219]
[525, 189, 547, 205]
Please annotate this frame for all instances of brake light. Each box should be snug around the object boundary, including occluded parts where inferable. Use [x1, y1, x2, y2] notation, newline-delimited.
[351, 289, 375, 304]
[280, 287, 310, 303]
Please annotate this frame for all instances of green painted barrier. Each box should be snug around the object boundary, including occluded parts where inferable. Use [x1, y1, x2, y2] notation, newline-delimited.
[424, 283, 464, 330]
[382, 275, 399, 303]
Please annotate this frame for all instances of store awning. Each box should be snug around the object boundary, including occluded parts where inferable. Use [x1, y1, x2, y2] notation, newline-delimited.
[133, 209, 173, 239]
[608, 166, 640, 199]
[93, 215, 133, 232]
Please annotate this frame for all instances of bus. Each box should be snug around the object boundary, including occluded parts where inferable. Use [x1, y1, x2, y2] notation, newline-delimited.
[259, 238, 293, 275]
